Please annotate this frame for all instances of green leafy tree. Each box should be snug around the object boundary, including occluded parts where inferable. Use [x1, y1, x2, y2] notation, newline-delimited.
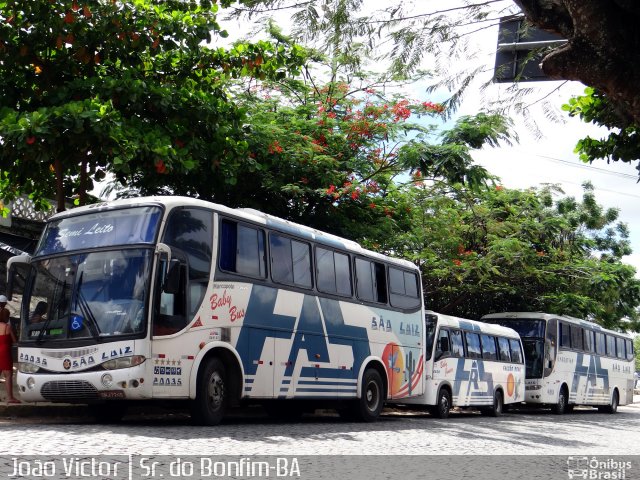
[563, 88, 640, 175]
[379, 181, 640, 331]
[0, 0, 305, 212]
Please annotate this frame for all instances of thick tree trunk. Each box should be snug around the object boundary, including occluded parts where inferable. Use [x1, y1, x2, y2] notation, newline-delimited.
[514, 0, 640, 126]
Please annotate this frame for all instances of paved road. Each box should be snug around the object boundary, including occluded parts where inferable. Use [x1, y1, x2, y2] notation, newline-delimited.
[2, 402, 639, 456]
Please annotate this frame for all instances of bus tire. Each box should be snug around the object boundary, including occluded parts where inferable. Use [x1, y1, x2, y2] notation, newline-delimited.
[552, 385, 568, 415]
[599, 390, 619, 414]
[190, 357, 227, 426]
[488, 390, 504, 417]
[350, 368, 385, 422]
[431, 388, 451, 419]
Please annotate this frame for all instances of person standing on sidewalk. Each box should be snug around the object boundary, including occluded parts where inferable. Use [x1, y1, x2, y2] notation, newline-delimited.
[0, 295, 19, 404]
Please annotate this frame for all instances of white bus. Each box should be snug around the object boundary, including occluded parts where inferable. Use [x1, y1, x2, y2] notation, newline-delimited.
[401, 312, 525, 418]
[7, 196, 425, 424]
[481, 312, 635, 414]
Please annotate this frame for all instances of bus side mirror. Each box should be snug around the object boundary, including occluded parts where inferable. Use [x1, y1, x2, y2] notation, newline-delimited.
[6, 255, 31, 301]
[164, 259, 182, 295]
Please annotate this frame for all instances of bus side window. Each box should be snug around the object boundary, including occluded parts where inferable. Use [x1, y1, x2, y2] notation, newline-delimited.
[625, 339, 634, 361]
[497, 337, 511, 362]
[616, 337, 626, 359]
[481, 334, 497, 361]
[355, 258, 387, 304]
[595, 332, 606, 355]
[584, 329, 595, 353]
[606, 334, 616, 357]
[435, 329, 451, 360]
[570, 326, 584, 351]
[509, 339, 524, 364]
[559, 322, 571, 349]
[450, 329, 465, 358]
[464, 331, 482, 359]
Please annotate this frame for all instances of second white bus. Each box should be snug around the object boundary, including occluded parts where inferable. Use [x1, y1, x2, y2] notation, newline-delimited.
[402, 312, 525, 418]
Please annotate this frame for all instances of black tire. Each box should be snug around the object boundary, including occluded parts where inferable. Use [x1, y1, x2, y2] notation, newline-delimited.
[349, 368, 385, 422]
[599, 390, 619, 414]
[190, 357, 227, 426]
[552, 385, 568, 415]
[488, 390, 504, 417]
[431, 388, 451, 419]
[88, 402, 127, 423]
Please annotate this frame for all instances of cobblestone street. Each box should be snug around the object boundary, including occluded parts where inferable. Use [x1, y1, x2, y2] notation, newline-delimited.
[1, 401, 639, 456]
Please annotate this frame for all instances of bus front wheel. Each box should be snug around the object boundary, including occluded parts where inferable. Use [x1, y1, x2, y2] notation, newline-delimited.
[431, 388, 451, 419]
[552, 386, 568, 415]
[191, 357, 227, 426]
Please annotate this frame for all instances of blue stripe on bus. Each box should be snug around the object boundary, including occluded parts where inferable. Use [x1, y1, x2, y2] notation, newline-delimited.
[297, 380, 357, 386]
[295, 388, 357, 393]
[298, 367, 357, 379]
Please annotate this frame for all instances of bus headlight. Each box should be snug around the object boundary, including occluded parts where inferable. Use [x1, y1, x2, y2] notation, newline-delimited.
[101, 355, 146, 370]
[18, 362, 41, 374]
[101, 373, 114, 388]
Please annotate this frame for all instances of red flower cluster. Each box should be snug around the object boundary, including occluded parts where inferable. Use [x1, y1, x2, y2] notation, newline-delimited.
[391, 100, 411, 122]
[421, 101, 445, 113]
[268, 140, 283, 154]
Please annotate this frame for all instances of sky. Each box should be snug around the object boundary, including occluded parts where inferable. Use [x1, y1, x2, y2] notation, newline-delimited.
[218, 0, 640, 274]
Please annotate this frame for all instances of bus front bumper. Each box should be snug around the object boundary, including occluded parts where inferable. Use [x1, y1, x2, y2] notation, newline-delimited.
[16, 364, 151, 403]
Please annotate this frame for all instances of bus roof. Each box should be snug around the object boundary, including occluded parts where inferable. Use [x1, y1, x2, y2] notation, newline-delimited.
[481, 312, 632, 337]
[427, 311, 521, 339]
[47, 196, 418, 271]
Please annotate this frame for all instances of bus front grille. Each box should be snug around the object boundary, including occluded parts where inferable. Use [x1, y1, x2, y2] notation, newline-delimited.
[41, 380, 100, 402]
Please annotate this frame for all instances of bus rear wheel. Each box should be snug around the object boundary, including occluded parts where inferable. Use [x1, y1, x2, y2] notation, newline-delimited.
[552, 386, 568, 415]
[190, 357, 227, 426]
[482, 390, 503, 417]
[598, 390, 619, 414]
[348, 368, 384, 422]
[431, 388, 451, 419]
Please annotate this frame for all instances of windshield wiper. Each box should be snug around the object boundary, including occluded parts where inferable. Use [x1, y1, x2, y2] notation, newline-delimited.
[74, 271, 102, 341]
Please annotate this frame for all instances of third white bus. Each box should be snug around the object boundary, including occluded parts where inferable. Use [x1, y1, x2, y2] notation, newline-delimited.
[482, 312, 635, 414]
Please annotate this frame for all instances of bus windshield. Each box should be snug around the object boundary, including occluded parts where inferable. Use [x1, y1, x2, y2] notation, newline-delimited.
[522, 338, 544, 378]
[20, 249, 152, 343]
[483, 318, 547, 379]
